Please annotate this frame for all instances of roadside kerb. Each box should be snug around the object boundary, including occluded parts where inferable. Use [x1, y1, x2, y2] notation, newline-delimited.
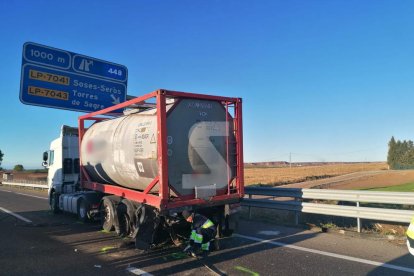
[1, 181, 48, 190]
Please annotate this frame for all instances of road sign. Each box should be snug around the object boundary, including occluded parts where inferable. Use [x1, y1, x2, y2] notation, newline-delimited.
[20, 42, 128, 113]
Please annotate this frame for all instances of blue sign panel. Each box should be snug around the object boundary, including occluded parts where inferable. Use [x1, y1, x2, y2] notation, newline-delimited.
[20, 42, 127, 113]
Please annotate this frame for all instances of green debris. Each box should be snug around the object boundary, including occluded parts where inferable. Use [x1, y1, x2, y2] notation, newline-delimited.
[99, 229, 111, 234]
[234, 266, 260, 276]
[161, 252, 189, 260]
[75, 221, 84, 224]
[171, 252, 188, 259]
[100, 246, 115, 253]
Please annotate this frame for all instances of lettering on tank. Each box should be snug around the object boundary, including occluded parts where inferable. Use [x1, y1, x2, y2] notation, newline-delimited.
[133, 120, 153, 158]
[187, 101, 213, 109]
[182, 121, 230, 190]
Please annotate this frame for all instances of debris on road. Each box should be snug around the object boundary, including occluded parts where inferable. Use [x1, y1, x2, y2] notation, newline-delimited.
[100, 246, 115, 253]
[234, 265, 259, 276]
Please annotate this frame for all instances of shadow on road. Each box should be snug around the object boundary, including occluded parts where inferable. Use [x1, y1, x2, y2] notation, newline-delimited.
[0, 206, 320, 275]
[2, 205, 414, 275]
[367, 253, 414, 276]
[0, 209, 123, 275]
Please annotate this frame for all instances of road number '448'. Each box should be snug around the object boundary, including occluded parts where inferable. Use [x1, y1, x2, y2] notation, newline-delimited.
[108, 68, 122, 76]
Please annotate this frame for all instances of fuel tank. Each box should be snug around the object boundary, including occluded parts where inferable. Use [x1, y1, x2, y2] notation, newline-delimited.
[81, 98, 236, 196]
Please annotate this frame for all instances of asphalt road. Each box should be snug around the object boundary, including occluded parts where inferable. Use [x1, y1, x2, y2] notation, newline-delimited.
[1, 185, 414, 275]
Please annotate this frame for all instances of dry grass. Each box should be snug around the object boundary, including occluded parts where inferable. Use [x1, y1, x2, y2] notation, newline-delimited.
[244, 162, 388, 186]
[5, 171, 47, 181]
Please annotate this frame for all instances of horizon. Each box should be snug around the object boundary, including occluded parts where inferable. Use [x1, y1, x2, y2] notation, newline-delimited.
[2, 160, 387, 171]
[1, 1, 414, 169]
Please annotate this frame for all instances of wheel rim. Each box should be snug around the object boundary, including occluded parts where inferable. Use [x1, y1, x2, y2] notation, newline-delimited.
[123, 214, 131, 235]
[51, 193, 55, 209]
[104, 205, 111, 223]
[137, 206, 145, 224]
[79, 202, 86, 218]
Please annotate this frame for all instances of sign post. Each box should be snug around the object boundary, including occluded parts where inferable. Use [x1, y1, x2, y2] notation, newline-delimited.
[20, 42, 128, 113]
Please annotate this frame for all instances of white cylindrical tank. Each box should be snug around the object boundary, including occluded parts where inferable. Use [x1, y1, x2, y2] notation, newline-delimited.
[81, 98, 236, 196]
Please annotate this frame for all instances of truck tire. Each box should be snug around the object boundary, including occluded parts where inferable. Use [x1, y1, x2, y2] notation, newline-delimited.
[120, 199, 139, 238]
[135, 205, 159, 251]
[116, 203, 129, 237]
[78, 198, 90, 222]
[100, 198, 115, 232]
[136, 204, 146, 226]
[50, 191, 60, 214]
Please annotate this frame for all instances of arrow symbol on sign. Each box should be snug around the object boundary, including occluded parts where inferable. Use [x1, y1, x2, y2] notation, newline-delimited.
[111, 94, 121, 105]
[79, 59, 93, 72]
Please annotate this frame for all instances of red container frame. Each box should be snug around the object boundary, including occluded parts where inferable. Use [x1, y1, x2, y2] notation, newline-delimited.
[78, 89, 244, 212]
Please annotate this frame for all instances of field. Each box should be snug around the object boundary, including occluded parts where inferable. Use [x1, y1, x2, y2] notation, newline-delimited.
[244, 162, 388, 186]
[360, 182, 414, 192]
[4, 162, 413, 191]
[1, 170, 47, 182]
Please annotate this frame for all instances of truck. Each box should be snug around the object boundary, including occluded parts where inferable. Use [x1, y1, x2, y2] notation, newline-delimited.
[42, 89, 244, 250]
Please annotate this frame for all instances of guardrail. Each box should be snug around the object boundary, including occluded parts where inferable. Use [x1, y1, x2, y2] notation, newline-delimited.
[1, 181, 48, 190]
[242, 187, 414, 232]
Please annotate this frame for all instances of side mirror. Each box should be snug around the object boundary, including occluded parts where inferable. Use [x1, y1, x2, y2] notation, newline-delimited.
[42, 161, 48, 168]
[43, 151, 48, 162]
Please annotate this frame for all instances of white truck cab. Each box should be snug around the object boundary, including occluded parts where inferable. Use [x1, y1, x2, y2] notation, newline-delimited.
[42, 125, 97, 217]
[43, 125, 80, 193]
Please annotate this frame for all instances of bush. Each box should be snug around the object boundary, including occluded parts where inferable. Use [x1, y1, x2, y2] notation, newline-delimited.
[13, 164, 24, 171]
[387, 137, 414, 169]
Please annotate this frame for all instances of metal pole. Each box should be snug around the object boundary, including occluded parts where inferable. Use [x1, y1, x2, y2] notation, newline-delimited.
[248, 194, 252, 219]
[294, 197, 299, 225]
[357, 201, 361, 233]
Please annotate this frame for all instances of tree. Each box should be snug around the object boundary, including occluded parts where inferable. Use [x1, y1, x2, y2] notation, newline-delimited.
[13, 164, 24, 171]
[387, 137, 396, 169]
[387, 137, 414, 169]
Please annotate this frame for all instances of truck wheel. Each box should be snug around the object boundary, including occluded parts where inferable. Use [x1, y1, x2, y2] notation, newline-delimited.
[100, 198, 115, 232]
[117, 203, 129, 237]
[78, 199, 90, 222]
[135, 204, 146, 226]
[135, 205, 159, 251]
[121, 199, 138, 238]
[50, 191, 60, 214]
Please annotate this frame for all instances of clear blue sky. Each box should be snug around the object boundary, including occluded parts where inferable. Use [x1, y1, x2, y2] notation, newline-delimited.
[1, 0, 413, 168]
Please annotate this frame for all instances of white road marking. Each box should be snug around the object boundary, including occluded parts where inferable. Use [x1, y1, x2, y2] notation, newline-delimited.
[257, 230, 281, 236]
[235, 234, 414, 273]
[0, 206, 32, 223]
[15, 192, 48, 200]
[126, 266, 153, 276]
[0, 189, 48, 200]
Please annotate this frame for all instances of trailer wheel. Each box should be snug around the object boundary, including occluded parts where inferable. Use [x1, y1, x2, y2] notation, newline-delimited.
[117, 203, 129, 237]
[121, 199, 138, 238]
[135, 206, 159, 251]
[100, 198, 115, 232]
[78, 198, 90, 222]
[122, 212, 132, 236]
[50, 191, 60, 214]
[136, 204, 146, 225]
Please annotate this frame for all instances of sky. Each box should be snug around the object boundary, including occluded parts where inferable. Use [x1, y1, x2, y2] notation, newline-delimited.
[0, 0, 414, 169]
